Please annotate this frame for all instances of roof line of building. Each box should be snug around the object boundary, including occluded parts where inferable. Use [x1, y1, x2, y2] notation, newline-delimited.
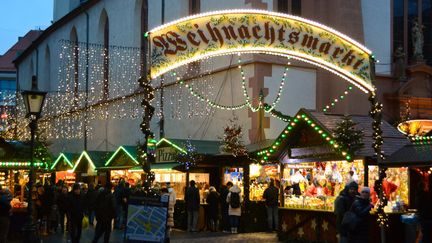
[13, 0, 100, 65]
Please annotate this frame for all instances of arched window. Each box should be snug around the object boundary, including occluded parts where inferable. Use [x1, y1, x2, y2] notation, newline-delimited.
[70, 27, 79, 100]
[99, 9, 109, 100]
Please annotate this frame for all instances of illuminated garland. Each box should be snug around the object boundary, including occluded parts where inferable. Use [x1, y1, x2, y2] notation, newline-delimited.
[256, 112, 350, 162]
[265, 104, 291, 122]
[322, 86, 353, 112]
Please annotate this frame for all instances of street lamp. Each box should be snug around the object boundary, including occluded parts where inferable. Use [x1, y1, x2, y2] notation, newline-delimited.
[21, 83, 47, 243]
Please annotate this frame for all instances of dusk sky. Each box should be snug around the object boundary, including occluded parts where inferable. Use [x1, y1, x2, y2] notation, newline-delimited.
[0, 0, 53, 55]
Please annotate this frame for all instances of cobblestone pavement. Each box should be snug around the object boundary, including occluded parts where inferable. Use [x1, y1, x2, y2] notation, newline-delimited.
[37, 227, 279, 243]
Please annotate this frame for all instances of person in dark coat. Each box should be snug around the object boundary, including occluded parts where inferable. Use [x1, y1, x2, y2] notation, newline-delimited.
[185, 180, 200, 232]
[220, 181, 233, 233]
[92, 186, 116, 243]
[206, 186, 220, 232]
[85, 183, 98, 226]
[334, 181, 358, 243]
[0, 187, 12, 243]
[67, 183, 86, 243]
[415, 180, 432, 243]
[349, 187, 373, 243]
[263, 179, 279, 232]
[113, 179, 126, 229]
[57, 185, 69, 232]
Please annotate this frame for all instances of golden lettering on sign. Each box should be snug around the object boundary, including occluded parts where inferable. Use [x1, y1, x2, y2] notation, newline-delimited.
[149, 11, 373, 91]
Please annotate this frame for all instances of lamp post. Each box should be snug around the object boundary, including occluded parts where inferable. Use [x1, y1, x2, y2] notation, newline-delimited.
[21, 84, 47, 243]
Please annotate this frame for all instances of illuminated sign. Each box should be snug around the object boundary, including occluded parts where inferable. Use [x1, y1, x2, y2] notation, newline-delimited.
[148, 9, 373, 92]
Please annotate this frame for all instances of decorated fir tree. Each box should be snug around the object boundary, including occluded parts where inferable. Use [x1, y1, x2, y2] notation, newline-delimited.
[220, 117, 247, 157]
[176, 139, 199, 171]
[332, 116, 364, 161]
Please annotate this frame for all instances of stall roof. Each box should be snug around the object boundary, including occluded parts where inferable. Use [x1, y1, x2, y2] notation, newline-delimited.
[255, 108, 409, 162]
[128, 163, 179, 171]
[104, 146, 139, 167]
[0, 139, 50, 169]
[50, 153, 79, 170]
[72, 151, 113, 172]
[157, 138, 221, 155]
[385, 143, 432, 166]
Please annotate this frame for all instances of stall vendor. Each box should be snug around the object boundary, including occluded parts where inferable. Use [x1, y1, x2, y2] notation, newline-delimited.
[306, 176, 331, 197]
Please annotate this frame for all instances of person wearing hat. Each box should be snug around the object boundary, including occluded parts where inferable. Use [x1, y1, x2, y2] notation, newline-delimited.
[349, 187, 373, 243]
[67, 183, 86, 243]
[334, 181, 359, 243]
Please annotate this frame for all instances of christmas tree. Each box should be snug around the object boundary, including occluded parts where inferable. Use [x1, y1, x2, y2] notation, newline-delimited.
[220, 117, 247, 157]
[332, 116, 364, 161]
[176, 139, 198, 171]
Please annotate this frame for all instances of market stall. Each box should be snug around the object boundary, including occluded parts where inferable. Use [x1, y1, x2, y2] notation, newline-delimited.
[101, 146, 142, 186]
[71, 150, 112, 186]
[254, 109, 410, 242]
[50, 153, 79, 186]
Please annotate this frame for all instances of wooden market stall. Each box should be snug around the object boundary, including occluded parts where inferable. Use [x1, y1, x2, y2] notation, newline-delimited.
[254, 109, 410, 242]
[50, 153, 79, 186]
[71, 150, 112, 186]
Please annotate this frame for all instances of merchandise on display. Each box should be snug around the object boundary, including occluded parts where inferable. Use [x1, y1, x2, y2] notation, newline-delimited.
[249, 164, 279, 201]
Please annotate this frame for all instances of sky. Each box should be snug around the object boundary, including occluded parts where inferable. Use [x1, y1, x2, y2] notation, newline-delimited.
[0, 0, 53, 55]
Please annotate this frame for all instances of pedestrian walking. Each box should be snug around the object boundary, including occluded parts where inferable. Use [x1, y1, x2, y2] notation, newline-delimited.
[220, 181, 233, 233]
[92, 186, 116, 243]
[0, 187, 12, 243]
[415, 180, 432, 243]
[85, 183, 98, 226]
[334, 181, 358, 243]
[263, 179, 279, 232]
[226, 184, 242, 234]
[348, 187, 373, 243]
[67, 183, 86, 243]
[57, 185, 69, 232]
[206, 186, 220, 232]
[113, 180, 126, 229]
[185, 180, 200, 232]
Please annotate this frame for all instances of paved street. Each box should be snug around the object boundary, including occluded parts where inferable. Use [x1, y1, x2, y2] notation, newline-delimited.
[36, 228, 279, 243]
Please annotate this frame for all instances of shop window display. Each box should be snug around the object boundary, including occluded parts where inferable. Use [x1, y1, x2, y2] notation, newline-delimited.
[282, 160, 364, 211]
[249, 164, 280, 201]
[223, 167, 243, 190]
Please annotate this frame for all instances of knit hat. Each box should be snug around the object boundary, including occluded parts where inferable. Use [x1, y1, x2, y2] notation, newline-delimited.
[348, 181, 359, 190]
[361, 187, 371, 194]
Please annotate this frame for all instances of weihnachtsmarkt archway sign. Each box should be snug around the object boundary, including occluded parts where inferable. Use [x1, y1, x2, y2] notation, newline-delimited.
[148, 9, 374, 93]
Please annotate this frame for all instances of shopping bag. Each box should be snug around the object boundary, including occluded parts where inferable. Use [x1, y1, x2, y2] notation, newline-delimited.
[82, 216, 89, 229]
[341, 211, 359, 232]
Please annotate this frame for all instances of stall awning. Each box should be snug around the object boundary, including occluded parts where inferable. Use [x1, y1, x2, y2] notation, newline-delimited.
[385, 143, 432, 167]
[51, 153, 79, 171]
[128, 163, 179, 172]
[72, 151, 113, 172]
[104, 146, 139, 168]
[0, 139, 51, 169]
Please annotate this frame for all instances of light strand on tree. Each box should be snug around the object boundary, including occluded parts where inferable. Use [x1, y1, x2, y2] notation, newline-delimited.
[322, 86, 353, 112]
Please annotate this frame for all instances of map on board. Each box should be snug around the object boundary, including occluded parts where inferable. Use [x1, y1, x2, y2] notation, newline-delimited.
[125, 195, 169, 242]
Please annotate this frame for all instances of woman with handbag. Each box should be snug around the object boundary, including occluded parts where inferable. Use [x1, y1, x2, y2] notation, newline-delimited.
[349, 187, 373, 243]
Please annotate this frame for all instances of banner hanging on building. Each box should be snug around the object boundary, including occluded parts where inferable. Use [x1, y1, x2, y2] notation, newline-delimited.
[148, 9, 374, 92]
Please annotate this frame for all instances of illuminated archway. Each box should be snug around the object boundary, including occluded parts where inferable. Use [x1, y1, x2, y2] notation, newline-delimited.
[148, 9, 375, 93]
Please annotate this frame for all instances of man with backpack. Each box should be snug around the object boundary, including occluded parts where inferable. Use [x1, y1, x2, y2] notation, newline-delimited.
[334, 181, 358, 243]
[92, 185, 116, 243]
[185, 180, 200, 232]
[263, 179, 279, 232]
[226, 184, 242, 234]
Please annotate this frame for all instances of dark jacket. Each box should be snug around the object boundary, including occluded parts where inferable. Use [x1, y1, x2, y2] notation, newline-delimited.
[94, 189, 116, 223]
[85, 188, 98, 211]
[220, 186, 229, 211]
[349, 197, 372, 243]
[206, 191, 220, 220]
[0, 194, 11, 217]
[185, 186, 200, 211]
[67, 192, 86, 223]
[263, 185, 279, 207]
[57, 192, 69, 212]
[415, 189, 432, 221]
[334, 187, 357, 235]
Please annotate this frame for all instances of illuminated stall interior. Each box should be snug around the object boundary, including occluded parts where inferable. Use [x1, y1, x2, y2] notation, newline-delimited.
[50, 153, 79, 185]
[72, 151, 112, 186]
[103, 146, 142, 186]
[255, 109, 409, 212]
[249, 164, 279, 201]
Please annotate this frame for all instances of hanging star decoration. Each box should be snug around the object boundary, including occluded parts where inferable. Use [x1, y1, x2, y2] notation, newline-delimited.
[311, 219, 317, 230]
[322, 220, 329, 231]
[294, 214, 301, 224]
[297, 227, 304, 237]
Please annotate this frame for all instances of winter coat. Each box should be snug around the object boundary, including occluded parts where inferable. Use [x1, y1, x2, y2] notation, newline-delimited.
[263, 185, 279, 207]
[167, 190, 176, 227]
[67, 192, 86, 223]
[220, 186, 230, 212]
[416, 189, 432, 221]
[206, 191, 220, 220]
[334, 186, 357, 235]
[348, 197, 372, 243]
[57, 192, 69, 212]
[94, 189, 116, 223]
[185, 186, 200, 211]
[226, 185, 242, 216]
[85, 188, 98, 211]
[0, 194, 11, 217]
